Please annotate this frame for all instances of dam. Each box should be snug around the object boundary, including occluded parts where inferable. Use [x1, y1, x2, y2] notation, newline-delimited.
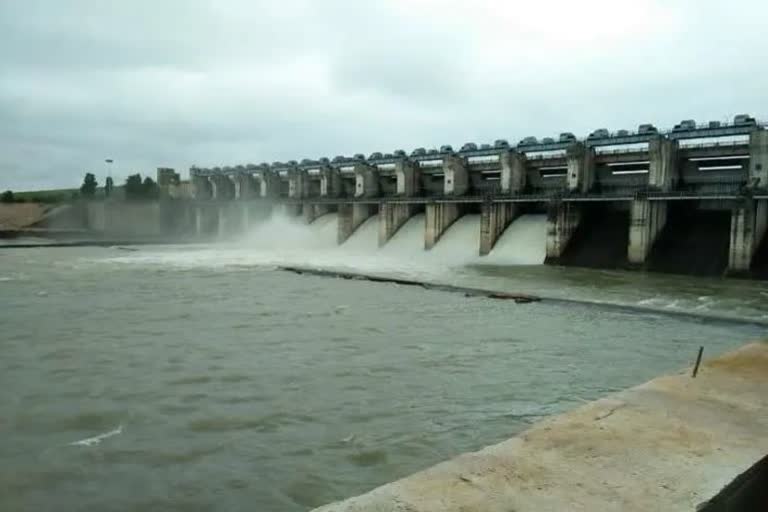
[171, 114, 768, 276]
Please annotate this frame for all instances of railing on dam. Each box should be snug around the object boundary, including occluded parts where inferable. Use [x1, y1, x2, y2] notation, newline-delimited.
[190, 114, 765, 181]
[261, 187, 750, 205]
[184, 113, 768, 211]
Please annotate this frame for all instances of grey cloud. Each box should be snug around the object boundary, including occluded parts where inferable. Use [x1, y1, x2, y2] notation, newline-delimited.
[1, 0, 767, 190]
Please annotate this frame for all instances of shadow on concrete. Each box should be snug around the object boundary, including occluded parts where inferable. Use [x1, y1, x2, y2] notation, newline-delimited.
[698, 453, 768, 511]
[749, 232, 768, 280]
[647, 204, 730, 276]
[556, 205, 629, 269]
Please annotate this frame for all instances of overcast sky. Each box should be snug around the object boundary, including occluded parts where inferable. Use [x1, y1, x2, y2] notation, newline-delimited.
[1, 0, 766, 190]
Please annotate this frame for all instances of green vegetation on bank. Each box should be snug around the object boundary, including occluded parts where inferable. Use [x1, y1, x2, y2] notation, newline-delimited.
[80, 173, 98, 198]
[3, 172, 161, 204]
[124, 174, 160, 200]
[1, 188, 76, 204]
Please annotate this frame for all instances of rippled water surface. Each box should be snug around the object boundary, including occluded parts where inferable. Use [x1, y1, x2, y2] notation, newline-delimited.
[1, 245, 765, 511]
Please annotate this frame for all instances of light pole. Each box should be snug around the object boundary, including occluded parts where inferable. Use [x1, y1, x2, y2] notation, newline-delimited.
[104, 159, 113, 197]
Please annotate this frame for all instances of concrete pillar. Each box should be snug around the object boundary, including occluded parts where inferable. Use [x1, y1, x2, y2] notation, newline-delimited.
[500, 151, 527, 194]
[480, 202, 518, 255]
[354, 164, 379, 198]
[566, 143, 595, 193]
[211, 175, 235, 200]
[338, 203, 376, 244]
[288, 169, 307, 199]
[320, 168, 342, 197]
[303, 203, 331, 224]
[628, 199, 667, 264]
[240, 202, 251, 231]
[648, 137, 679, 191]
[234, 174, 256, 200]
[395, 160, 421, 196]
[425, 202, 462, 249]
[192, 176, 212, 200]
[217, 205, 227, 236]
[209, 177, 219, 199]
[185, 202, 196, 235]
[443, 155, 469, 196]
[545, 202, 581, 262]
[728, 199, 768, 273]
[379, 203, 418, 246]
[259, 171, 280, 198]
[749, 129, 768, 189]
[195, 206, 204, 236]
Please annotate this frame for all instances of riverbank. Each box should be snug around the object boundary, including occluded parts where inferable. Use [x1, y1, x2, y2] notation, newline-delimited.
[0, 203, 49, 229]
[0, 236, 200, 248]
[313, 342, 768, 512]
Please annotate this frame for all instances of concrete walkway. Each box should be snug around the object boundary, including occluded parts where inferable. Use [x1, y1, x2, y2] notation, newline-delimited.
[313, 342, 768, 512]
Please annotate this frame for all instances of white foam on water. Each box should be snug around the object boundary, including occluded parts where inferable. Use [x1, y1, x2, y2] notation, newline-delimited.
[0, 272, 29, 282]
[241, 212, 338, 251]
[93, 210, 549, 276]
[69, 425, 123, 447]
[481, 214, 547, 266]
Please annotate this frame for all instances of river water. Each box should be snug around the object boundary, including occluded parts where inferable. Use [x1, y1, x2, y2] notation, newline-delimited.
[1, 213, 767, 511]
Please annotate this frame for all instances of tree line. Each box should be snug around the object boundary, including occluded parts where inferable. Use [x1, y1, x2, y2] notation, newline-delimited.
[1, 172, 160, 203]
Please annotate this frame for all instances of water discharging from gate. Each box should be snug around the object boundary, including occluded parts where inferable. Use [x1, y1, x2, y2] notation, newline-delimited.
[239, 210, 547, 272]
[483, 214, 547, 265]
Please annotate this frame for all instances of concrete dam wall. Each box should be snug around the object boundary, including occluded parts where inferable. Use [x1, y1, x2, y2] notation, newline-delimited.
[35, 200, 199, 239]
[183, 198, 768, 278]
[27, 115, 766, 277]
[181, 115, 768, 278]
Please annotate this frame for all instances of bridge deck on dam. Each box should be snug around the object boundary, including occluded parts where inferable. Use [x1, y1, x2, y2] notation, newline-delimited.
[312, 342, 768, 512]
[193, 191, 768, 206]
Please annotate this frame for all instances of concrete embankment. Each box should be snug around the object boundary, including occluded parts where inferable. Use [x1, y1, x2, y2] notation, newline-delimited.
[313, 343, 768, 512]
[0, 200, 206, 246]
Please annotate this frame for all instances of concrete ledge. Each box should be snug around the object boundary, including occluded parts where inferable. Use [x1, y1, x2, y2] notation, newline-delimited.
[313, 343, 768, 512]
[279, 266, 539, 303]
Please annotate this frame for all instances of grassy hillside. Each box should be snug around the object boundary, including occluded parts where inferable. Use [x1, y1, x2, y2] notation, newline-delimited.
[13, 188, 78, 203]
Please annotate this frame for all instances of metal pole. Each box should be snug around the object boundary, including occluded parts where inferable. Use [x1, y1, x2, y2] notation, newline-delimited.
[105, 159, 113, 197]
[692, 346, 704, 378]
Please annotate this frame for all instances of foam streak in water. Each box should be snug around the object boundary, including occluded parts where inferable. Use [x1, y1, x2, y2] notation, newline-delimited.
[69, 425, 123, 447]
